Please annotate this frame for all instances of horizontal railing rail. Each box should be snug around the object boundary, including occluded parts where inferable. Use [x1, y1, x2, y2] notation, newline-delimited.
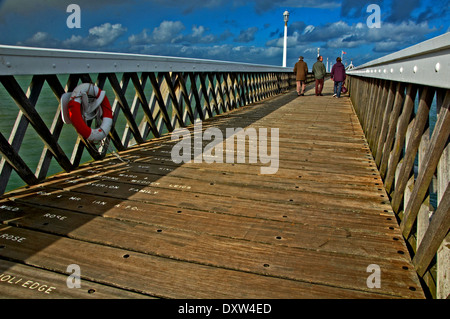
[347, 33, 450, 89]
[0, 45, 297, 195]
[347, 33, 450, 299]
[0, 45, 292, 75]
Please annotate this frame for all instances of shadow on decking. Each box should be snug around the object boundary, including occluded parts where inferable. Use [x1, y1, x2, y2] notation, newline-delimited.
[0, 85, 306, 297]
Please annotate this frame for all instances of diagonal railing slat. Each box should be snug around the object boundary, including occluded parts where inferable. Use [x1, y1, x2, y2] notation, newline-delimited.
[0, 132, 38, 186]
[177, 73, 195, 125]
[0, 45, 294, 196]
[347, 32, 450, 299]
[164, 72, 185, 128]
[187, 72, 205, 122]
[0, 75, 45, 194]
[130, 72, 160, 140]
[0, 75, 73, 172]
[148, 72, 175, 133]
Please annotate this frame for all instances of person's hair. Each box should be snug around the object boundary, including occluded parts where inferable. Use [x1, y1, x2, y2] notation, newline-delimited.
[336, 57, 342, 62]
[317, 56, 322, 61]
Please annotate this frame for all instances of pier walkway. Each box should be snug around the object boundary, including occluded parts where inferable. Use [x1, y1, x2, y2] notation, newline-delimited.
[0, 80, 425, 298]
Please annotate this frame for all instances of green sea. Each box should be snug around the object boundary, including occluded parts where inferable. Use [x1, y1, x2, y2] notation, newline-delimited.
[0, 74, 164, 193]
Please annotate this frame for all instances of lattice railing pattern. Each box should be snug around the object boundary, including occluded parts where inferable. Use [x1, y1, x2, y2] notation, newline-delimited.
[0, 71, 294, 195]
[348, 75, 449, 298]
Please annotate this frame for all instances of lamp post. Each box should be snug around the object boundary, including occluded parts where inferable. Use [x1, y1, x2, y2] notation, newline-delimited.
[283, 10, 289, 67]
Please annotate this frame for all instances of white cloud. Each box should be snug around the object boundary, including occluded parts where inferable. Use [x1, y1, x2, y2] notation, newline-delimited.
[62, 35, 84, 47]
[370, 21, 437, 51]
[27, 32, 52, 43]
[326, 37, 365, 49]
[87, 23, 128, 47]
[128, 21, 232, 46]
[129, 21, 185, 45]
[266, 31, 302, 48]
[267, 19, 437, 53]
[261, 46, 282, 58]
[191, 25, 206, 38]
[21, 23, 127, 49]
[152, 21, 186, 43]
[9, 1, 444, 67]
[302, 25, 315, 35]
[184, 25, 226, 43]
[20, 32, 59, 47]
[331, 21, 438, 52]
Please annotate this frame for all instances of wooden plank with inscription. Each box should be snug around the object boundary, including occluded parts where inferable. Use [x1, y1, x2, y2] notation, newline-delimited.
[9, 187, 396, 241]
[0, 259, 151, 299]
[0, 81, 425, 299]
[6, 201, 424, 297]
[0, 225, 401, 299]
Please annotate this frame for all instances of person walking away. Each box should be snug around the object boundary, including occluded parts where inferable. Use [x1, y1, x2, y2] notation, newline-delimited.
[312, 55, 326, 96]
[293, 56, 308, 96]
[330, 57, 346, 98]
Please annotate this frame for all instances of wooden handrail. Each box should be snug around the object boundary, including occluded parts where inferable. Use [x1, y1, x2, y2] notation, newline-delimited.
[348, 76, 449, 299]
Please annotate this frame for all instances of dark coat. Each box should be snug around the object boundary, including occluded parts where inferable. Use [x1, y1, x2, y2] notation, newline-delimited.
[331, 62, 346, 82]
[293, 60, 308, 81]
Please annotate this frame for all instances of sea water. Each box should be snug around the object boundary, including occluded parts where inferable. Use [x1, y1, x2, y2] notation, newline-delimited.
[0, 74, 147, 193]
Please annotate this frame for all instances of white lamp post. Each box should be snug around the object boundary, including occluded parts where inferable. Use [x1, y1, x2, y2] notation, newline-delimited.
[283, 10, 289, 67]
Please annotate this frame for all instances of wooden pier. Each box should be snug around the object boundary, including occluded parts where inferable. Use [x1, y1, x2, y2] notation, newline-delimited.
[0, 80, 425, 299]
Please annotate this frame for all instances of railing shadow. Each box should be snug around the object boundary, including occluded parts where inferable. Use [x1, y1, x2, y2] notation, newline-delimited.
[0, 72, 312, 297]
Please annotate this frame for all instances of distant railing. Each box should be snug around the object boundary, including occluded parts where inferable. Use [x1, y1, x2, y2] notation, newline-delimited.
[347, 33, 450, 299]
[0, 45, 296, 195]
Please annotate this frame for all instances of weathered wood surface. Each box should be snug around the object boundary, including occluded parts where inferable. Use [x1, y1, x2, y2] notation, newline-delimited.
[0, 80, 424, 299]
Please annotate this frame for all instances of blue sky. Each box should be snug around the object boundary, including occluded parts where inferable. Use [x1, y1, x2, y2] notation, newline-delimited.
[0, 0, 448, 68]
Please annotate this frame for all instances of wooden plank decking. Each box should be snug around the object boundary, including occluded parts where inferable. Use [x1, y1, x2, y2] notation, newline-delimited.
[0, 80, 425, 299]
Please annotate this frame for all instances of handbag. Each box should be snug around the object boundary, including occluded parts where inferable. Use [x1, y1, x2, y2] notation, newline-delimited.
[341, 85, 348, 94]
